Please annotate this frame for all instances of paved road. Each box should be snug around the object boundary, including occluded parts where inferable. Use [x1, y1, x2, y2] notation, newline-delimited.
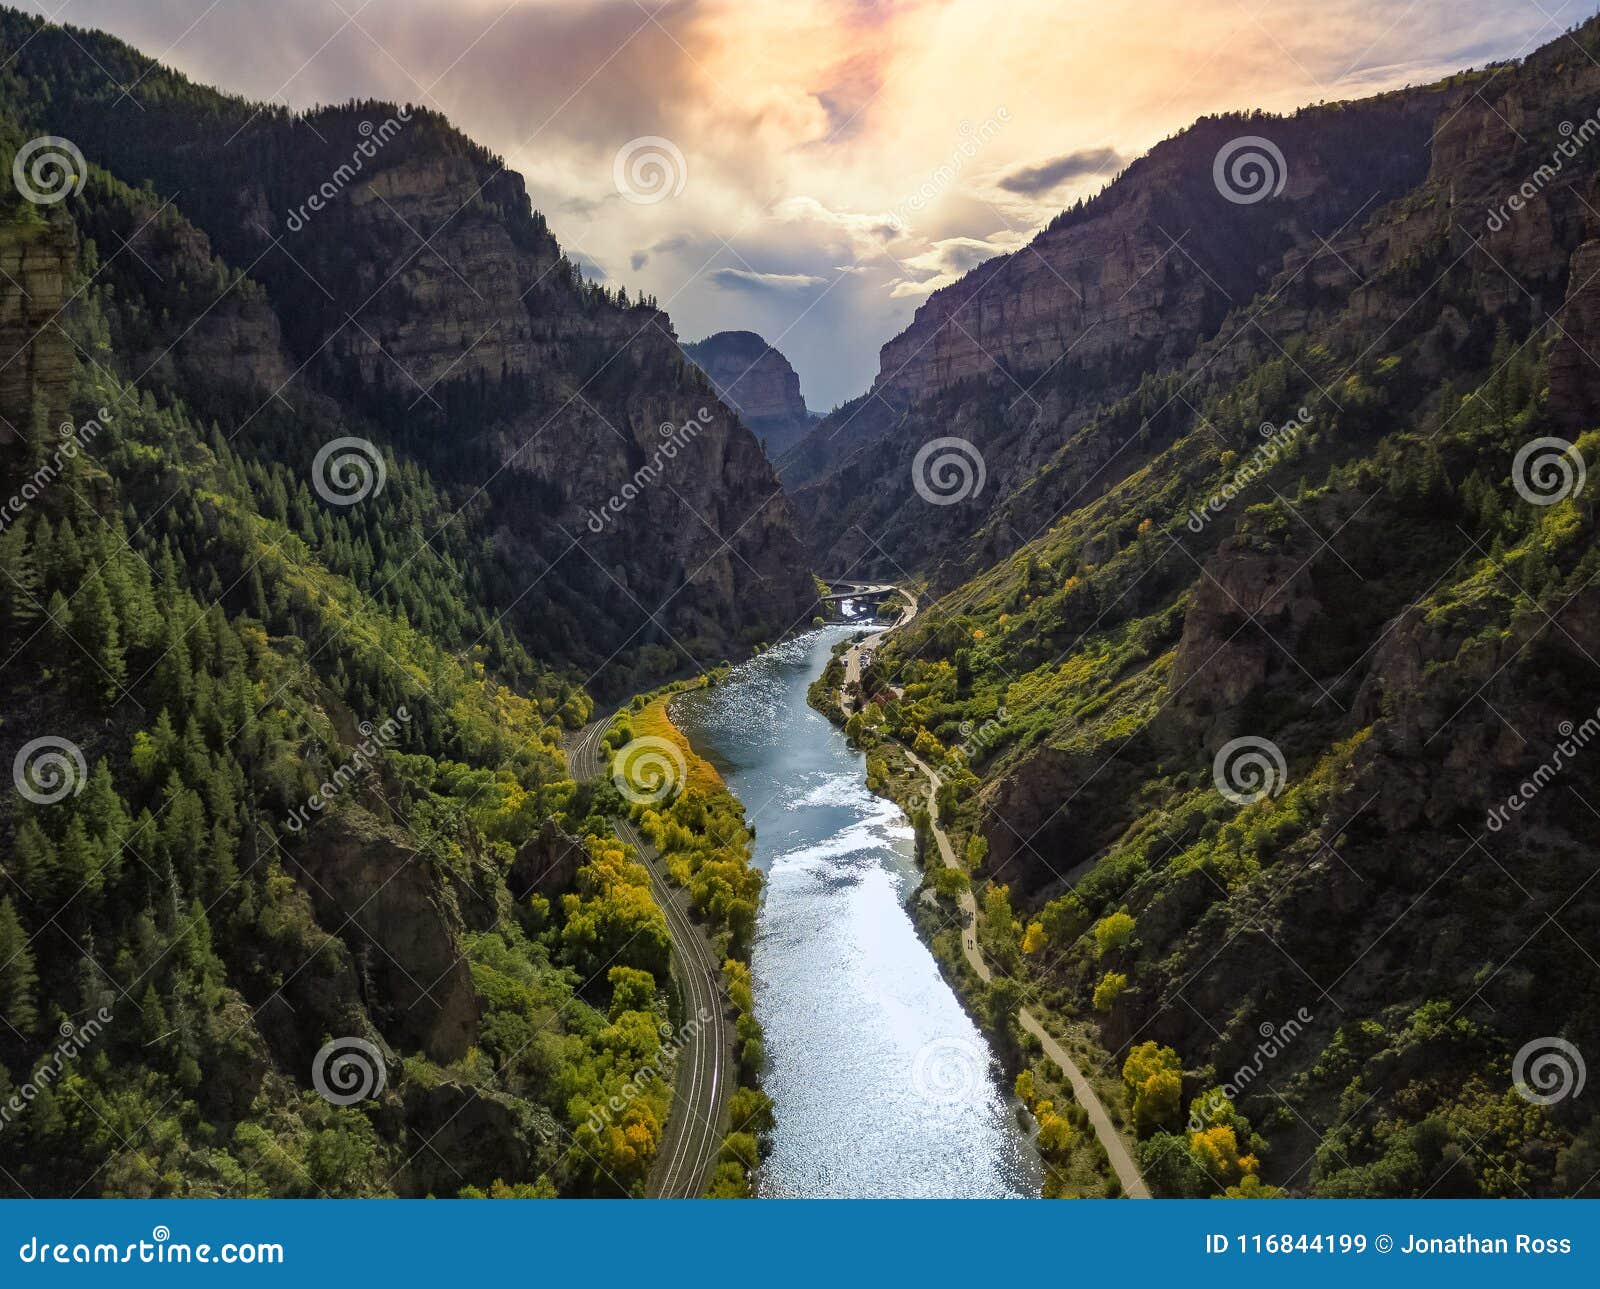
[838, 593, 1149, 1198]
[566, 716, 732, 1199]
[840, 588, 917, 712]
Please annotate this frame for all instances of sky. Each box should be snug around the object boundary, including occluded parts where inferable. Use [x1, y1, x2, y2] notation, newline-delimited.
[19, 0, 1583, 408]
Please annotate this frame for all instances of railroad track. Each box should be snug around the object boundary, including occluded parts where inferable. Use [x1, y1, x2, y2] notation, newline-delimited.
[565, 715, 731, 1199]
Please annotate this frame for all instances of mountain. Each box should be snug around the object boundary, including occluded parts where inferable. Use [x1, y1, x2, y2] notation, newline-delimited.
[0, 6, 790, 1198]
[822, 19, 1600, 1196]
[0, 19, 813, 686]
[785, 80, 1452, 575]
[681, 331, 815, 458]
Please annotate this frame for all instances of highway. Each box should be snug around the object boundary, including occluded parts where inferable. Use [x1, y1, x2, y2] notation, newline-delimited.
[839, 587, 917, 711]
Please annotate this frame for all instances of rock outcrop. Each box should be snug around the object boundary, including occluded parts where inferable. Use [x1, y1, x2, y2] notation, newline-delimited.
[295, 808, 480, 1064]
[1547, 235, 1600, 430]
[682, 330, 814, 457]
[399, 1081, 560, 1196]
[508, 819, 585, 902]
[1163, 539, 1323, 746]
[0, 213, 75, 445]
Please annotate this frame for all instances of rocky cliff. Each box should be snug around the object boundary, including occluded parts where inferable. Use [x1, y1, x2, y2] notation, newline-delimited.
[0, 42, 815, 683]
[682, 330, 814, 457]
[0, 212, 74, 443]
[790, 34, 1600, 579]
[872, 100, 1439, 406]
[845, 18, 1600, 1198]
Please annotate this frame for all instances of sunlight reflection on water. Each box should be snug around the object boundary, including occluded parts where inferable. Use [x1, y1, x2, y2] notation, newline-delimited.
[672, 628, 1041, 1198]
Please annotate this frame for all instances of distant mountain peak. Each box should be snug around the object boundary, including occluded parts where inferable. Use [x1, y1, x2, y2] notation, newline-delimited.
[681, 330, 814, 457]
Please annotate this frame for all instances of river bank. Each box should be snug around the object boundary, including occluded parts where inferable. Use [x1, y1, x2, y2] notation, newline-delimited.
[806, 626, 1150, 1198]
[670, 628, 1041, 1198]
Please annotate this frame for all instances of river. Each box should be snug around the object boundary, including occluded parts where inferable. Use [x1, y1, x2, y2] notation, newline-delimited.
[671, 626, 1041, 1198]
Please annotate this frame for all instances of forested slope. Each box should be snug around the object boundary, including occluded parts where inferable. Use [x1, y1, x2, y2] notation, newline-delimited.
[0, 8, 787, 1197]
[831, 19, 1600, 1197]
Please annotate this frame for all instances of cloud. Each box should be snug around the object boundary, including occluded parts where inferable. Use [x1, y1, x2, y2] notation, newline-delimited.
[560, 194, 609, 218]
[902, 236, 1007, 276]
[628, 233, 699, 273]
[710, 267, 828, 293]
[998, 147, 1123, 195]
[888, 232, 1018, 299]
[772, 196, 903, 251]
[33, 0, 1558, 409]
[889, 277, 943, 299]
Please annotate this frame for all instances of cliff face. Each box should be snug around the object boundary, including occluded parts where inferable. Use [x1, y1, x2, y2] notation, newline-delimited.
[869, 100, 1432, 405]
[681, 330, 814, 457]
[0, 214, 74, 443]
[851, 20, 1600, 1198]
[2, 75, 814, 678]
[791, 37, 1600, 578]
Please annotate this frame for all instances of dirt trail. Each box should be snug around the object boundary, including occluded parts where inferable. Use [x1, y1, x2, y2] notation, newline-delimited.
[839, 595, 1150, 1198]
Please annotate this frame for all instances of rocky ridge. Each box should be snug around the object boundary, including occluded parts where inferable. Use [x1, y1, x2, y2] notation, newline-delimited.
[0, 47, 815, 681]
[682, 330, 814, 457]
[789, 38, 1600, 582]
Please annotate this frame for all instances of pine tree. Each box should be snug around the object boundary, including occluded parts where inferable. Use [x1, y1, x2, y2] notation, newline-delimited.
[56, 816, 104, 899]
[9, 817, 58, 896]
[139, 984, 171, 1051]
[151, 614, 194, 713]
[0, 520, 40, 634]
[70, 569, 127, 699]
[247, 566, 268, 621]
[0, 898, 39, 1035]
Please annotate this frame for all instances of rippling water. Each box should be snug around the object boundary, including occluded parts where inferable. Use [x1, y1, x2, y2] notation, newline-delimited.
[672, 628, 1041, 1198]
